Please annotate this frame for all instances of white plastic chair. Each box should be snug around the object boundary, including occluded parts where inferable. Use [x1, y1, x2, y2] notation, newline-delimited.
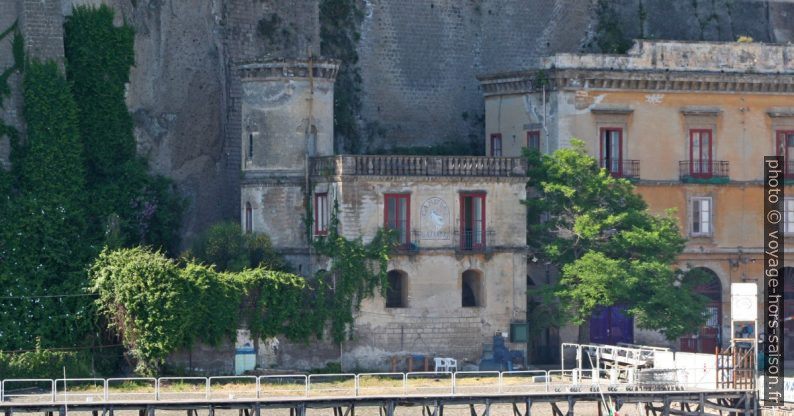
[433, 357, 448, 373]
[445, 358, 457, 372]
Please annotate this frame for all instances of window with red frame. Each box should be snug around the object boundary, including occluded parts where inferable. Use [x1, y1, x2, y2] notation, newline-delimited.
[314, 193, 329, 235]
[490, 134, 502, 156]
[460, 193, 486, 250]
[385, 194, 410, 246]
[776, 130, 794, 178]
[599, 128, 622, 177]
[689, 129, 713, 177]
[527, 130, 541, 153]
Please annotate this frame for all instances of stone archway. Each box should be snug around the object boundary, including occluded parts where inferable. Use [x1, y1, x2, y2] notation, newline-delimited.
[679, 267, 722, 353]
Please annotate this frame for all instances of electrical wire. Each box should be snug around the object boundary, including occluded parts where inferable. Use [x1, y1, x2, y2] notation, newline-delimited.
[0, 293, 97, 300]
[0, 344, 123, 354]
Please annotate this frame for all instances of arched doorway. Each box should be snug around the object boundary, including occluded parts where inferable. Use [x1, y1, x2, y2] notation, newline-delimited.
[783, 267, 794, 360]
[679, 268, 722, 353]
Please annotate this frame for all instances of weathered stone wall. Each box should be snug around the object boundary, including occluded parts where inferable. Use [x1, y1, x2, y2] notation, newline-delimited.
[20, 0, 64, 64]
[0, 0, 320, 245]
[356, 0, 593, 151]
[357, 0, 794, 151]
[0, 0, 20, 170]
[311, 174, 527, 370]
[3, 0, 794, 245]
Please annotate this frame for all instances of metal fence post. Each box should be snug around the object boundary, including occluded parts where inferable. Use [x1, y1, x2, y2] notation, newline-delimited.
[545, 371, 550, 393]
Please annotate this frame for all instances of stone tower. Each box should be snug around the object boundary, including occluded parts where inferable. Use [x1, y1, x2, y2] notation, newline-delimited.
[239, 59, 338, 272]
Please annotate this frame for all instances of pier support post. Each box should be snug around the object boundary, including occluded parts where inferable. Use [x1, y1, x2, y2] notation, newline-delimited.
[567, 397, 575, 416]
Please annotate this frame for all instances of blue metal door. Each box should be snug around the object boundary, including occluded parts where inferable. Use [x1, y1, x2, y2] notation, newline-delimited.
[589, 305, 634, 345]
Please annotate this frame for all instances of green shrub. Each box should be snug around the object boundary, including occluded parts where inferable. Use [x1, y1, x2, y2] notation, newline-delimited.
[90, 247, 308, 375]
[187, 222, 286, 272]
[0, 349, 93, 379]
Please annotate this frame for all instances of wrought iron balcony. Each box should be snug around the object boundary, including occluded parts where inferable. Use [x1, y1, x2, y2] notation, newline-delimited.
[311, 155, 527, 178]
[454, 229, 495, 252]
[678, 160, 730, 183]
[599, 159, 640, 179]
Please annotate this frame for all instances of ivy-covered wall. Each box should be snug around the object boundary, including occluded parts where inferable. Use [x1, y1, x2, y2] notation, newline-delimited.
[0, 58, 93, 350]
[64, 5, 184, 254]
[0, 6, 182, 367]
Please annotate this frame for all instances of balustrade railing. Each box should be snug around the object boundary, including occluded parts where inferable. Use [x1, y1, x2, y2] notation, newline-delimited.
[0, 367, 747, 404]
[310, 155, 527, 177]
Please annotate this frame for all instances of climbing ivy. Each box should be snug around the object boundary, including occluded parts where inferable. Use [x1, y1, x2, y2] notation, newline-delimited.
[92, 199, 395, 374]
[0, 5, 183, 359]
[312, 200, 396, 341]
[64, 5, 184, 254]
[90, 247, 308, 374]
[320, 0, 364, 153]
[0, 59, 94, 350]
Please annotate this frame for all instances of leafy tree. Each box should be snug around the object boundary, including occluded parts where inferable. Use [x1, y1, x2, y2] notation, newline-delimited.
[526, 140, 710, 342]
[187, 221, 286, 272]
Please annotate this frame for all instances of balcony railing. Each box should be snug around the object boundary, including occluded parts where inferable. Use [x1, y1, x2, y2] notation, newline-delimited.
[454, 229, 495, 252]
[678, 160, 730, 183]
[599, 159, 640, 179]
[311, 155, 527, 177]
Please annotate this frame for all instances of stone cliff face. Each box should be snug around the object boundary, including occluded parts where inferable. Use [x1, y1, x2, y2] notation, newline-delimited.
[2, 0, 794, 245]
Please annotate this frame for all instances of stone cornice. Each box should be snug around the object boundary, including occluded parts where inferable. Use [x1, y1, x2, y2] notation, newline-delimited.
[238, 58, 339, 82]
[479, 68, 794, 96]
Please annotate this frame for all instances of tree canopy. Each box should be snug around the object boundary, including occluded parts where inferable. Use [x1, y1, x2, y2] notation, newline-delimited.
[526, 140, 711, 341]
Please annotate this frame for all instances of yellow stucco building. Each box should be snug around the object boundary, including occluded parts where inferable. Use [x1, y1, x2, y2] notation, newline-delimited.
[480, 40, 794, 358]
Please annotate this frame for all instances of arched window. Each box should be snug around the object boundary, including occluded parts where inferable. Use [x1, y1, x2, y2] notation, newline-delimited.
[679, 267, 722, 353]
[462, 269, 483, 307]
[386, 270, 408, 308]
[245, 202, 253, 234]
